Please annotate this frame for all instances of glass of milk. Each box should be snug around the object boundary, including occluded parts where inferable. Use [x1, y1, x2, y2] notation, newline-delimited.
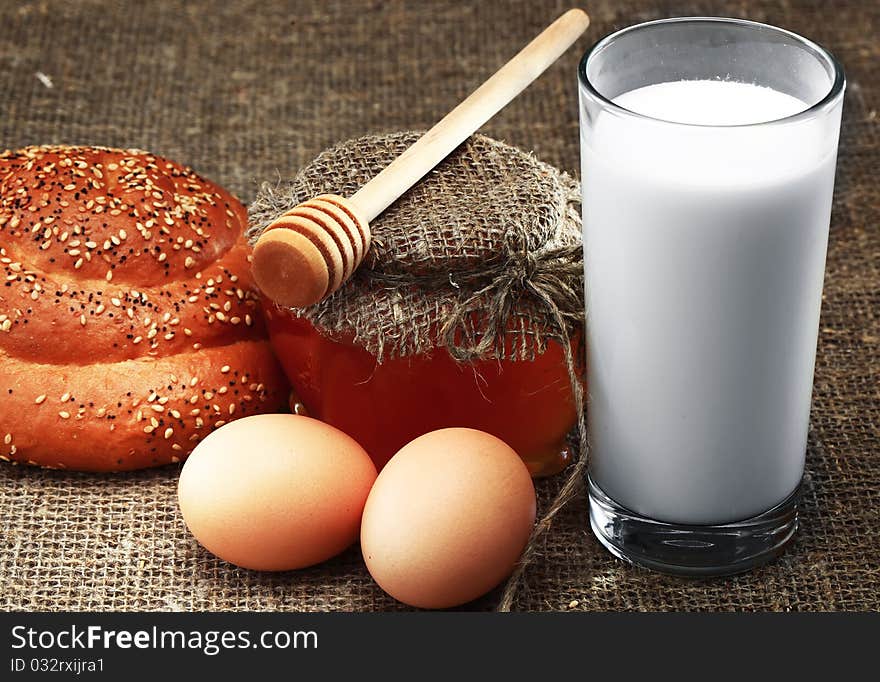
[579, 17, 845, 575]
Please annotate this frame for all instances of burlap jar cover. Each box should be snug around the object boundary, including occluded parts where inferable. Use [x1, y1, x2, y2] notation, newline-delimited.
[248, 132, 589, 608]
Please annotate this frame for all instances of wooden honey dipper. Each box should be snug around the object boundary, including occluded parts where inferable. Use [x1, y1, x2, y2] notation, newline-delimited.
[252, 9, 590, 308]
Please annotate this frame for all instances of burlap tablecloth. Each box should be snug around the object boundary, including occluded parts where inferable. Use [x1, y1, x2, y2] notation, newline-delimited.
[1, 0, 877, 612]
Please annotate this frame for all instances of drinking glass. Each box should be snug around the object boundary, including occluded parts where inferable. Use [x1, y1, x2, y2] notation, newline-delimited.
[579, 17, 845, 575]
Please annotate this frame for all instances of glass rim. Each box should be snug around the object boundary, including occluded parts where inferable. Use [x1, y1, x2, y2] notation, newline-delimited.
[577, 16, 846, 129]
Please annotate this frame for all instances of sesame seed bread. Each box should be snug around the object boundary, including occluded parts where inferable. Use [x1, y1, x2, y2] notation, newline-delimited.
[0, 145, 289, 471]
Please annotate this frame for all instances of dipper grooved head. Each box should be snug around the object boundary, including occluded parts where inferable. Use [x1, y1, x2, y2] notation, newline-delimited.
[252, 194, 371, 308]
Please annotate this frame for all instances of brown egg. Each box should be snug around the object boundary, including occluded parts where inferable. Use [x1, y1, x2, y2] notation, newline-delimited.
[360, 428, 536, 609]
[178, 414, 377, 571]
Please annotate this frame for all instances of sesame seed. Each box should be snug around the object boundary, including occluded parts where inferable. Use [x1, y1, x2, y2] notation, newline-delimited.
[34, 394, 47, 404]
[3, 434, 11, 445]
[164, 428, 174, 440]
[60, 392, 70, 402]
[143, 425, 154, 434]
[59, 411, 70, 419]
[220, 365, 230, 374]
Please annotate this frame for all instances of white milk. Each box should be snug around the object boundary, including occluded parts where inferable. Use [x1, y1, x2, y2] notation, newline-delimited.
[583, 80, 839, 525]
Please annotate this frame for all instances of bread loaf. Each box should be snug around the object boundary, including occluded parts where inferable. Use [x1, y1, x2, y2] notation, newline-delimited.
[0, 145, 288, 471]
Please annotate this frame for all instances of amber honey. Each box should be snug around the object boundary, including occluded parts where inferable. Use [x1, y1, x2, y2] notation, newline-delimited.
[265, 304, 580, 476]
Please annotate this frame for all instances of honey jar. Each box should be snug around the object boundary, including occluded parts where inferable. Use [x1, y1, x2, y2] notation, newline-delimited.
[250, 132, 585, 476]
[264, 308, 580, 475]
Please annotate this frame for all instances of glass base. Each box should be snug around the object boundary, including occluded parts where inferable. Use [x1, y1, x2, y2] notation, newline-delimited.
[588, 476, 800, 577]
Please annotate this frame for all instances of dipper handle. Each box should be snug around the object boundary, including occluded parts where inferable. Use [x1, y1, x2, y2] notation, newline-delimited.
[350, 8, 590, 221]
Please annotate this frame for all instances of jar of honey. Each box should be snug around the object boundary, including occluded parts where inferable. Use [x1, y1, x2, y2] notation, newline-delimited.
[249, 132, 585, 477]
[264, 306, 580, 475]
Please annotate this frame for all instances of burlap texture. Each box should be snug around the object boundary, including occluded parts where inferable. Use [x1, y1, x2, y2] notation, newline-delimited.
[1, 0, 877, 612]
[247, 132, 584, 362]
